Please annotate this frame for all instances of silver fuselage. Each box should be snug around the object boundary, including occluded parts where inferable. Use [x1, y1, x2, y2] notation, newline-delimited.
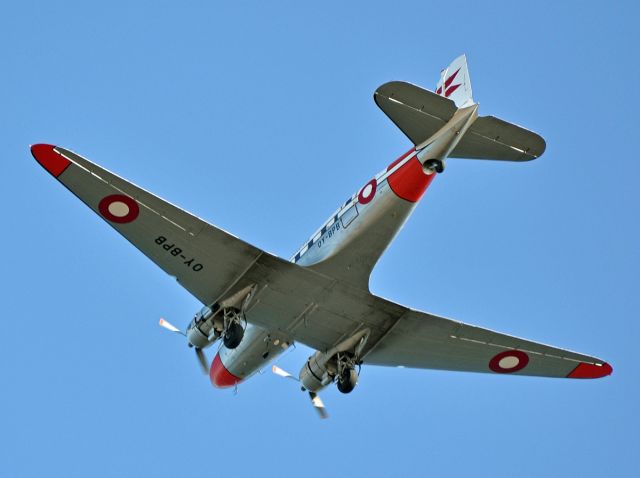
[210, 105, 479, 387]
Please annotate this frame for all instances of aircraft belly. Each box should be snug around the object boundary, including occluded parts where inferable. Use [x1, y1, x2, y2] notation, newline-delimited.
[306, 181, 418, 288]
[218, 324, 291, 380]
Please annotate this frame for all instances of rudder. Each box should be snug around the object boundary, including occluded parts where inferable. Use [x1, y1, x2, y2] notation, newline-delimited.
[435, 54, 474, 107]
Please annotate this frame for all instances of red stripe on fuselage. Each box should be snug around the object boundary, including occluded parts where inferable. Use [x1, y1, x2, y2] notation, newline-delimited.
[209, 353, 242, 388]
[386, 148, 415, 172]
[387, 153, 435, 203]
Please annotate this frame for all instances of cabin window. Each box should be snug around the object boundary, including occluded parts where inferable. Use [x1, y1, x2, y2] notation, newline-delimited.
[340, 204, 358, 228]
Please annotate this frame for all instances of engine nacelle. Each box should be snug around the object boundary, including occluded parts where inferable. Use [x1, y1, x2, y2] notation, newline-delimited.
[299, 351, 334, 392]
[298, 328, 371, 392]
[186, 305, 222, 349]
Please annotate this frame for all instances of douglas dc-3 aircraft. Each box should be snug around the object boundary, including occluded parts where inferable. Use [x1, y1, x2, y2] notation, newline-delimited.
[32, 56, 611, 417]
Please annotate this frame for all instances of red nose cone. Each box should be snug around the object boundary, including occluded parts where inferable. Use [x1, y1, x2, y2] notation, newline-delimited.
[30, 144, 71, 178]
[209, 353, 241, 388]
[567, 362, 613, 379]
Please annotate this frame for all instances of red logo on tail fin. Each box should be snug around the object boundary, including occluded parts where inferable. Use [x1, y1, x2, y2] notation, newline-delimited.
[436, 68, 461, 98]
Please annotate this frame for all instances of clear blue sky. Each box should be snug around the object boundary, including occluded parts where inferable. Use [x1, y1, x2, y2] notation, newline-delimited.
[2, 1, 638, 477]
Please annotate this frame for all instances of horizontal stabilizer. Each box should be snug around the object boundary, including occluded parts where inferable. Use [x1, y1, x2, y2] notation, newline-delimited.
[450, 116, 546, 161]
[375, 81, 457, 142]
[374, 81, 546, 161]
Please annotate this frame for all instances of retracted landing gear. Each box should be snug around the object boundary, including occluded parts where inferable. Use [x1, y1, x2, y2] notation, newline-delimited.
[336, 352, 359, 394]
[424, 159, 445, 174]
[222, 307, 245, 349]
[217, 284, 257, 349]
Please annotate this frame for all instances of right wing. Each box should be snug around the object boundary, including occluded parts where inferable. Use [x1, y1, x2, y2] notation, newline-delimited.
[30, 143, 396, 352]
[363, 302, 612, 379]
[31, 144, 266, 306]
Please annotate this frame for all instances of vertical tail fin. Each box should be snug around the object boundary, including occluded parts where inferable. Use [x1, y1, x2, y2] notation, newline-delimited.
[435, 54, 474, 107]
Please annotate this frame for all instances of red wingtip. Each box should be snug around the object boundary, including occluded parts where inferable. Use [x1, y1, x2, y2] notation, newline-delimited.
[30, 144, 71, 178]
[209, 353, 242, 389]
[567, 362, 613, 379]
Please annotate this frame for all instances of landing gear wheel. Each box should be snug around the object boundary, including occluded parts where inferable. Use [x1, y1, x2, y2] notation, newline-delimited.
[425, 159, 445, 174]
[337, 367, 358, 394]
[223, 321, 244, 349]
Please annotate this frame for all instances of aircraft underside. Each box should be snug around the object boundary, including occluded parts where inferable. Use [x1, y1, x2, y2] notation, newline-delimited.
[30, 55, 611, 418]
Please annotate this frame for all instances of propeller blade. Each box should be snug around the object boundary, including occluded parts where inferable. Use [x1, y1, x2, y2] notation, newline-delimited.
[159, 318, 185, 335]
[271, 365, 297, 381]
[195, 348, 209, 374]
[309, 392, 328, 419]
[272, 365, 327, 418]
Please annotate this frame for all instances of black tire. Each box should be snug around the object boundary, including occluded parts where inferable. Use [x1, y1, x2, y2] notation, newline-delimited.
[337, 367, 358, 394]
[223, 321, 244, 349]
[425, 159, 445, 173]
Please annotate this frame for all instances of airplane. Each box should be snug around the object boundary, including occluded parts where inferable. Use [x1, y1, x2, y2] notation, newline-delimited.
[31, 55, 611, 418]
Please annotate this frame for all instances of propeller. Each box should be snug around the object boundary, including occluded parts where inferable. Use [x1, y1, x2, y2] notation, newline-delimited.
[272, 364, 296, 380]
[271, 365, 328, 419]
[195, 347, 209, 374]
[159, 318, 185, 335]
[308, 392, 328, 420]
[159, 318, 209, 374]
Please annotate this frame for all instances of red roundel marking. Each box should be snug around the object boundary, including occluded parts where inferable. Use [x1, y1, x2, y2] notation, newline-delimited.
[489, 350, 529, 373]
[386, 148, 415, 171]
[358, 179, 377, 205]
[98, 194, 139, 224]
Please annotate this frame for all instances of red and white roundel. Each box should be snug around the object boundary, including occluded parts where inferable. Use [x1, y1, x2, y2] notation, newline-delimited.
[358, 179, 377, 205]
[489, 350, 529, 373]
[98, 194, 139, 224]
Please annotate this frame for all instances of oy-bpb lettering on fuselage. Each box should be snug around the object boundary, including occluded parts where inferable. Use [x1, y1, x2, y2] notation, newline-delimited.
[316, 221, 341, 249]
